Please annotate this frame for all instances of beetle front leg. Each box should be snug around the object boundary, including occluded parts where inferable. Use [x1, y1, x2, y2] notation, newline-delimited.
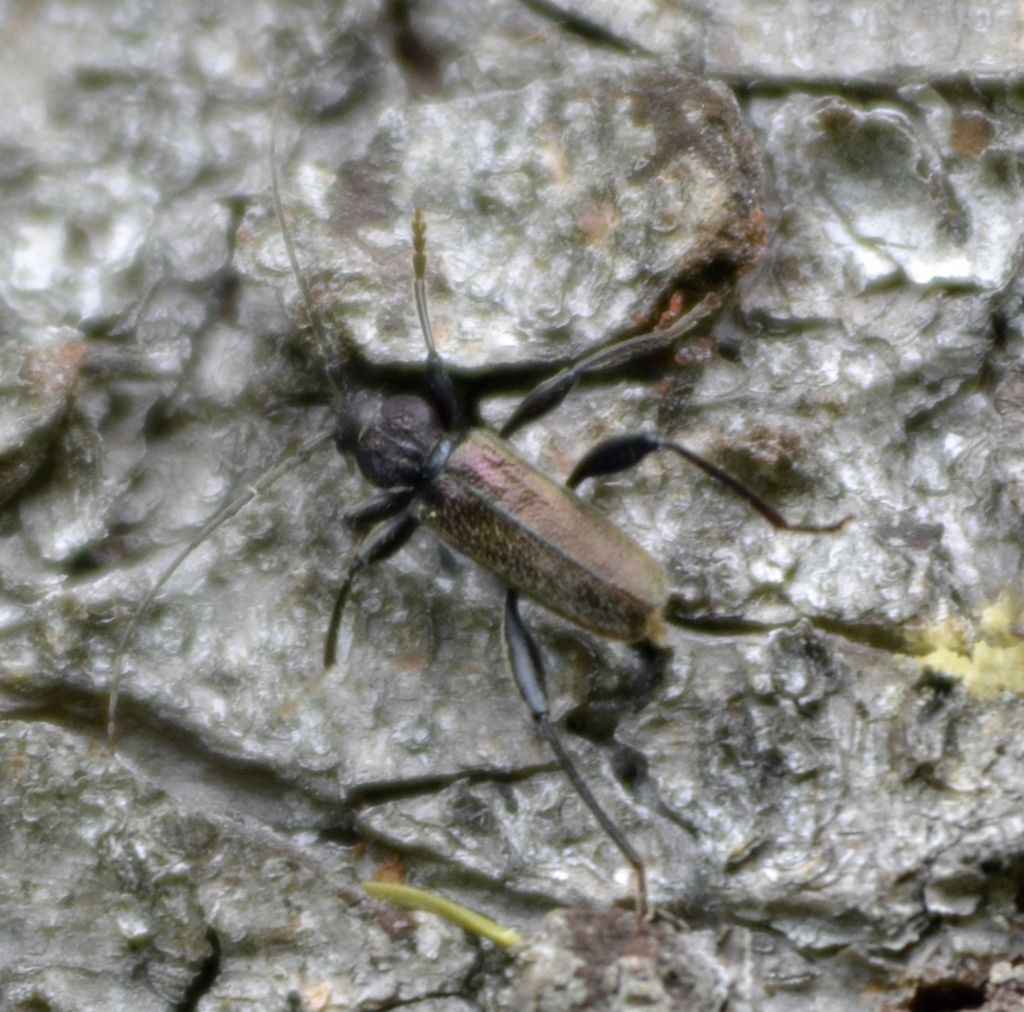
[342, 487, 417, 530]
[323, 512, 419, 668]
[568, 432, 850, 532]
[499, 293, 722, 439]
[501, 589, 648, 921]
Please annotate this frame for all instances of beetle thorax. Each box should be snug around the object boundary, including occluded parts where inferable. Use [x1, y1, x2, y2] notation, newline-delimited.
[354, 394, 445, 488]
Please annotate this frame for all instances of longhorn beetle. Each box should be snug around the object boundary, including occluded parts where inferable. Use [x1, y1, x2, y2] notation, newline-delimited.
[107, 117, 848, 921]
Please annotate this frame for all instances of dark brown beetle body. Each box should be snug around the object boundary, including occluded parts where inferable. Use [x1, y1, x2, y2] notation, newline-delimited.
[421, 428, 669, 645]
[109, 177, 849, 923]
[322, 274, 847, 922]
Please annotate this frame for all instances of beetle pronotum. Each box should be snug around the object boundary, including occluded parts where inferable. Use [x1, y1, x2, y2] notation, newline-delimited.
[108, 113, 848, 921]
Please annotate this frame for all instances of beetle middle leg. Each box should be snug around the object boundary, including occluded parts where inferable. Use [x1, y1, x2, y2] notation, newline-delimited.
[564, 431, 849, 640]
[566, 432, 850, 533]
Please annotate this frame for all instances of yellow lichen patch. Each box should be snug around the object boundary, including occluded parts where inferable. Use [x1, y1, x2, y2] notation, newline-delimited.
[909, 594, 1024, 696]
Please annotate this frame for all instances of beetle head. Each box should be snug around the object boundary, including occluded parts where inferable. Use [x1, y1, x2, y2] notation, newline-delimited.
[353, 393, 444, 488]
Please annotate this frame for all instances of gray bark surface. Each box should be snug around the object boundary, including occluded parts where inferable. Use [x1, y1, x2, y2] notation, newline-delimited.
[1, 1, 1022, 1009]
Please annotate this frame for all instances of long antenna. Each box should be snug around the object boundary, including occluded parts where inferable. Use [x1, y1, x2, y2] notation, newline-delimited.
[411, 209, 457, 429]
[270, 98, 346, 399]
[107, 94, 347, 741]
[106, 430, 332, 741]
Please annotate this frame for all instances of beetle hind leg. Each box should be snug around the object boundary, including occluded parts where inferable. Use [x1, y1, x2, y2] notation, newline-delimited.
[501, 589, 649, 922]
